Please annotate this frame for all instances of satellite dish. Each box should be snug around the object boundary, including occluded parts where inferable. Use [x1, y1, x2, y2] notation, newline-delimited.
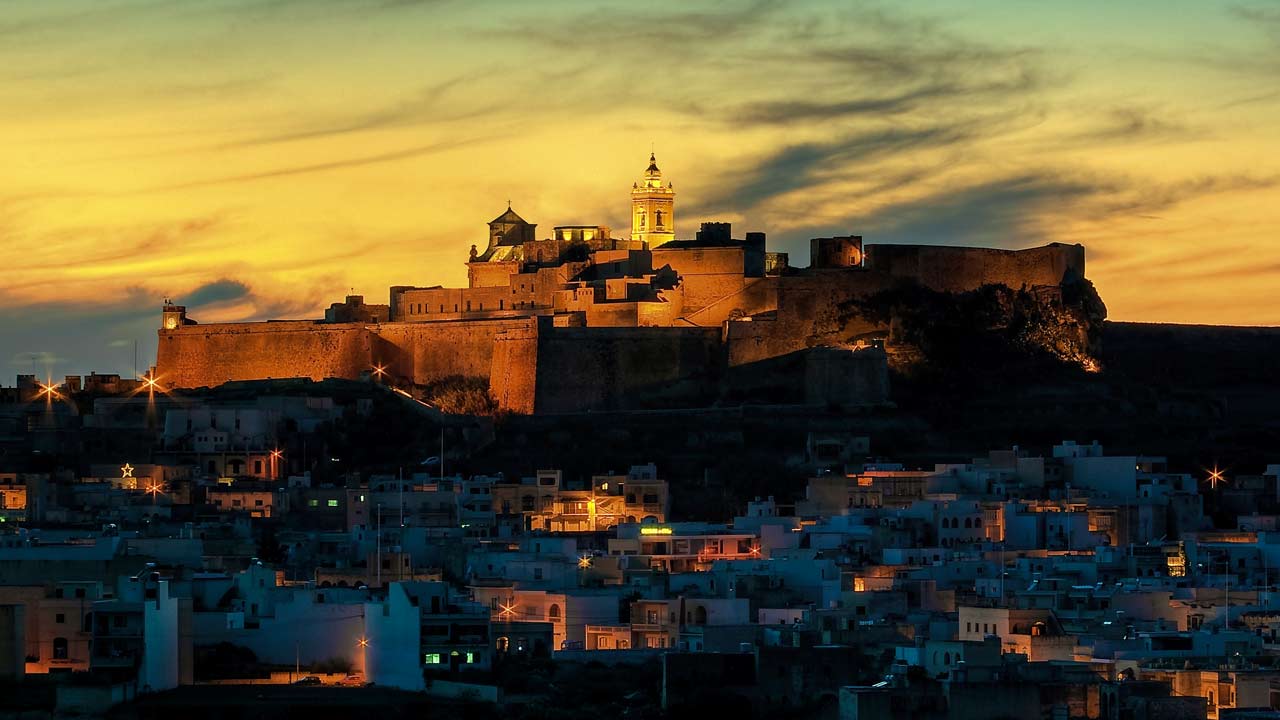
[421, 456, 441, 466]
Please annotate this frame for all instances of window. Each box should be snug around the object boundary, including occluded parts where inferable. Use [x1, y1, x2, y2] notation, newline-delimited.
[53, 637, 68, 660]
[548, 604, 561, 620]
[533, 568, 543, 580]
[55, 613, 66, 624]
[254, 460, 263, 474]
[424, 653, 441, 665]
[254, 499, 264, 506]
[308, 499, 318, 507]
[113, 615, 127, 628]
[327, 499, 339, 507]
[465, 652, 474, 664]
[74, 588, 85, 599]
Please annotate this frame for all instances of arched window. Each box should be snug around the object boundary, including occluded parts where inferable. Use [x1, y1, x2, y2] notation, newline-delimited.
[975, 517, 982, 528]
[695, 606, 708, 625]
[548, 604, 561, 620]
[963, 518, 972, 529]
[943, 652, 951, 666]
[53, 637, 69, 660]
[521, 495, 535, 512]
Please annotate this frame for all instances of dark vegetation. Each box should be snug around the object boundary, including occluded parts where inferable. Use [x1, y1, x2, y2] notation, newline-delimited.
[418, 375, 501, 416]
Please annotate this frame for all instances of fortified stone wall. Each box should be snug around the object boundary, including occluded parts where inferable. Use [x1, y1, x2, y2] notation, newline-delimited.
[864, 242, 1085, 292]
[682, 276, 776, 326]
[533, 326, 722, 413]
[489, 324, 539, 414]
[374, 318, 537, 387]
[156, 322, 374, 388]
[726, 271, 896, 366]
[652, 246, 749, 313]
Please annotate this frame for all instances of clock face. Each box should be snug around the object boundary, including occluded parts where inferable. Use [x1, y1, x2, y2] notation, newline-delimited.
[164, 317, 178, 330]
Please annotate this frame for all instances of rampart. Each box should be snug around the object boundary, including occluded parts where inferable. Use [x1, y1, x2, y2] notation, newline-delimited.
[374, 317, 538, 387]
[863, 242, 1085, 293]
[156, 321, 374, 388]
[726, 272, 897, 366]
[533, 325, 723, 413]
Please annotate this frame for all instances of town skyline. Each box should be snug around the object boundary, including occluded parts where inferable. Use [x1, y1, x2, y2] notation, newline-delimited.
[4, 0, 1280, 377]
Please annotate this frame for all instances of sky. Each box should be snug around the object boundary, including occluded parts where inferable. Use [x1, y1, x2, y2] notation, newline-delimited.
[3, 0, 1279, 378]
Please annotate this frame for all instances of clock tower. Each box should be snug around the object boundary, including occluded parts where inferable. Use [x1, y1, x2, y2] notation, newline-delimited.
[161, 300, 188, 331]
[631, 153, 675, 247]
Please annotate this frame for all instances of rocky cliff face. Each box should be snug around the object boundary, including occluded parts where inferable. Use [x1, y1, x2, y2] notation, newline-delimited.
[836, 278, 1108, 379]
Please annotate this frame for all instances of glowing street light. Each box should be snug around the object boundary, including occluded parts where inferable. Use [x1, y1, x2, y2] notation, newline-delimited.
[37, 380, 60, 409]
[578, 554, 592, 569]
[145, 483, 163, 502]
[372, 363, 387, 380]
[270, 449, 283, 481]
[358, 636, 369, 648]
[1207, 467, 1227, 490]
[498, 602, 517, 619]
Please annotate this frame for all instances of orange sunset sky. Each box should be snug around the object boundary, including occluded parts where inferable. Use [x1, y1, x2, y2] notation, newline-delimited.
[3, 0, 1279, 377]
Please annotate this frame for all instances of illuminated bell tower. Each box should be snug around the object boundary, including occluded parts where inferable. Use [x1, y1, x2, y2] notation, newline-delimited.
[161, 300, 187, 331]
[631, 153, 675, 247]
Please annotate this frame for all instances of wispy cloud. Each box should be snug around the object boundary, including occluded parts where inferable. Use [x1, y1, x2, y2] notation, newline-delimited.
[127, 135, 499, 194]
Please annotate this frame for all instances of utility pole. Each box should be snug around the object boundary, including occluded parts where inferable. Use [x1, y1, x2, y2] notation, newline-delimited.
[376, 503, 382, 588]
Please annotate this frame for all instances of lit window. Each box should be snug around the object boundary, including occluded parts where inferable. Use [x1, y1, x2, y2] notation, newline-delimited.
[308, 499, 318, 507]
[424, 653, 441, 665]
[327, 499, 339, 507]
[465, 652, 474, 664]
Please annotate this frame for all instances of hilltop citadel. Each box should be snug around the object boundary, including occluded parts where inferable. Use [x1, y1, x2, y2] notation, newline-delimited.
[155, 154, 1089, 413]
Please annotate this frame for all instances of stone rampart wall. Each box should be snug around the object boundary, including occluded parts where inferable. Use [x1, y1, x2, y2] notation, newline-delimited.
[156, 322, 373, 388]
[864, 242, 1084, 292]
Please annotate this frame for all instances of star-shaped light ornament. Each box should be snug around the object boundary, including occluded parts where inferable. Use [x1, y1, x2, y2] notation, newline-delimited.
[121, 463, 134, 479]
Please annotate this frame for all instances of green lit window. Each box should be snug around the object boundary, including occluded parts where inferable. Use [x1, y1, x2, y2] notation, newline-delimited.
[465, 652, 474, 664]
[424, 653, 441, 665]
[307, 499, 318, 507]
[327, 499, 339, 507]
